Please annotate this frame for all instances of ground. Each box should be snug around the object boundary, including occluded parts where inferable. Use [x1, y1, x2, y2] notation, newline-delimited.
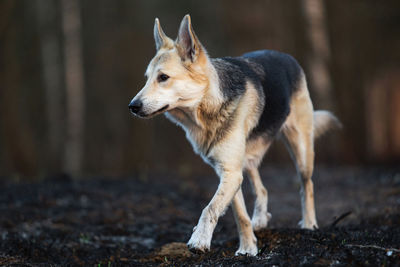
[0, 165, 399, 266]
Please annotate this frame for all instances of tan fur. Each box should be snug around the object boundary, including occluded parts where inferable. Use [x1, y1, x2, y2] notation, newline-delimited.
[231, 188, 257, 255]
[244, 135, 271, 169]
[207, 81, 263, 165]
[280, 76, 339, 229]
[313, 110, 342, 139]
[138, 45, 218, 118]
[243, 136, 273, 230]
[154, 18, 174, 50]
[281, 75, 317, 229]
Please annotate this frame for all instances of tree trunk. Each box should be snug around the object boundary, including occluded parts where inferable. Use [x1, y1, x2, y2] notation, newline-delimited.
[301, 0, 333, 110]
[35, 0, 64, 172]
[61, 0, 85, 176]
[0, 0, 37, 177]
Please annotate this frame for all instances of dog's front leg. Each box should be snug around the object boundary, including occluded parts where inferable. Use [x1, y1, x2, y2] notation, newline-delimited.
[187, 168, 243, 252]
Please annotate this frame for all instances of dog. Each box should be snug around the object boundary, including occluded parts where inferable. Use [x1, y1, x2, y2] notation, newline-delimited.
[129, 14, 341, 256]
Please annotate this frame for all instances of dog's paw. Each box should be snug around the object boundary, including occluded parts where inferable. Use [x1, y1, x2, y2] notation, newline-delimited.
[298, 219, 318, 230]
[235, 242, 258, 256]
[187, 227, 212, 253]
[252, 212, 272, 231]
[187, 240, 210, 254]
[235, 230, 258, 256]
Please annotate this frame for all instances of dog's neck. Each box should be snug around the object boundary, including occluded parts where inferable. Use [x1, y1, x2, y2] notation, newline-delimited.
[167, 58, 223, 129]
[165, 59, 240, 156]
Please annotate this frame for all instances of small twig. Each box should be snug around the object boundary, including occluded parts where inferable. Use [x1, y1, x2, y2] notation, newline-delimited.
[331, 211, 352, 227]
[345, 244, 400, 253]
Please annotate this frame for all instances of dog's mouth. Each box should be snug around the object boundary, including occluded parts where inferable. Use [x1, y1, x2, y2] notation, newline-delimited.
[151, 104, 170, 115]
[137, 105, 169, 118]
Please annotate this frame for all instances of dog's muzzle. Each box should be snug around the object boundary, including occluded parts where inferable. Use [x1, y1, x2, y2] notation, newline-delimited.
[128, 99, 142, 115]
[129, 99, 169, 118]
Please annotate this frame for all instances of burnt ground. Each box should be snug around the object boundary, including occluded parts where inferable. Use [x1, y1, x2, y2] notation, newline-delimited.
[0, 165, 399, 266]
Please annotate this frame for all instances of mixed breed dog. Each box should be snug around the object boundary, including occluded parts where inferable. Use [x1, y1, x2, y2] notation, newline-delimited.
[129, 15, 340, 256]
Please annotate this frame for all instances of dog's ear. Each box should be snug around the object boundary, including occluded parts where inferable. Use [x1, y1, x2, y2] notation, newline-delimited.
[176, 14, 202, 62]
[154, 18, 173, 50]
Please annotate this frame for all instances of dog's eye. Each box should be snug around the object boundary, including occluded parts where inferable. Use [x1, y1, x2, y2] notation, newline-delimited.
[157, 73, 170, 83]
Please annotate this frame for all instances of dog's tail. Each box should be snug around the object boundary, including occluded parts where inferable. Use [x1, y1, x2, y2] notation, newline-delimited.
[313, 110, 342, 139]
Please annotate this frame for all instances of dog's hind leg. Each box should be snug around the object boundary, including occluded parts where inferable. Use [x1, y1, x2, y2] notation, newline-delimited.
[282, 127, 317, 229]
[244, 136, 272, 230]
[246, 167, 272, 230]
[282, 82, 318, 229]
[231, 188, 258, 256]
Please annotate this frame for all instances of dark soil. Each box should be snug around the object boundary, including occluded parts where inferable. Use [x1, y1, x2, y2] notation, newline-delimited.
[0, 166, 399, 266]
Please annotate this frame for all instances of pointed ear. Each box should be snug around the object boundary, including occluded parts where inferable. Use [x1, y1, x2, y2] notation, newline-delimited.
[176, 14, 202, 62]
[154, 18, 172, 50]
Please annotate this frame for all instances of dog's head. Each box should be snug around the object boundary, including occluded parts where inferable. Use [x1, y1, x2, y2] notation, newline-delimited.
[129, 15, 211, 118]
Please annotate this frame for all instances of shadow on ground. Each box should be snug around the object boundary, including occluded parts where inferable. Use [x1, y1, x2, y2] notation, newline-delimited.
[0, 166, 399, 266]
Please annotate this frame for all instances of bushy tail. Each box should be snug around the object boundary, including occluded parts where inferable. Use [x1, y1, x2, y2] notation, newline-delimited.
[313, 110, 342, 139]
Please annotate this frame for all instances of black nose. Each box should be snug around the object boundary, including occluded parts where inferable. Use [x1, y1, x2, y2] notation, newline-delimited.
[128, 99, 142, 114]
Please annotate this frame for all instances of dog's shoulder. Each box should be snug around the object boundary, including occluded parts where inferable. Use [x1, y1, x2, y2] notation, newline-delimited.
[210, 57, 260, 102]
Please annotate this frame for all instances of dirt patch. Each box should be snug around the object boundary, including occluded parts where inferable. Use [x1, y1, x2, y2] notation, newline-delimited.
[0, 166, 399, 265]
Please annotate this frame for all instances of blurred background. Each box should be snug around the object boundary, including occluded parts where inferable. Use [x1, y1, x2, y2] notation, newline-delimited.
[0, 0, 399, 179]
